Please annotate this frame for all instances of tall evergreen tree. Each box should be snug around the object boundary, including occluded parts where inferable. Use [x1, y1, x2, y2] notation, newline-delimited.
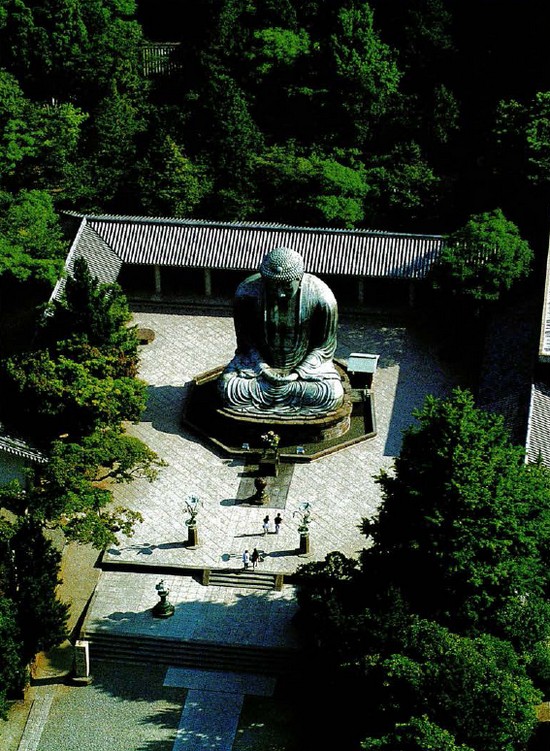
[363, 388, 550, 647]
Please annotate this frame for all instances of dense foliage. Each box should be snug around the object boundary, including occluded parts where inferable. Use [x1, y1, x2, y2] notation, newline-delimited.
[1, 258, 146, 442]
[0, 259, 165, 694]
[365, 389, 550, 647]
[433, 209, 534, 303]
[0, 259, 163, 546]
[0, 0, 547, 246]
[0, 515, 68, 715]
[297, 390, 550, 750]
[0, 584, 25, 718]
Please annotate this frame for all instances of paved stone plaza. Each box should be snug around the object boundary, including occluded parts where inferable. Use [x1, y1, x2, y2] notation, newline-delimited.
[103, 305, 458, 573]
[83, 305, 460, 640]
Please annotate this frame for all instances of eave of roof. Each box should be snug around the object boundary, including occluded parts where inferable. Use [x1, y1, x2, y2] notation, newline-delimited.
[539, 237, 550, 361]
[0, 433, 47, 464]
[525, 382, 550, 464]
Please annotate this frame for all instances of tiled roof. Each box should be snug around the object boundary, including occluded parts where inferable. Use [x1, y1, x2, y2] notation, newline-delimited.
[60, 213, 444, 283]
[539, 242, 550, 361]
[51, 221, 123, 302]
[0, 433, 47, 464]
[525, 382, 550, 464]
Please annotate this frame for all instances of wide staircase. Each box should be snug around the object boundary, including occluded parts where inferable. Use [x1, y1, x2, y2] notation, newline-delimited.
[83, 631, 301, 676]
[203, 568, 284, 591]
[82, 568, 302, 676]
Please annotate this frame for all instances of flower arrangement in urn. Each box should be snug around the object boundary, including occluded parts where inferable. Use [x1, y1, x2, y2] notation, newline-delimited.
[261, 430, 280, 451]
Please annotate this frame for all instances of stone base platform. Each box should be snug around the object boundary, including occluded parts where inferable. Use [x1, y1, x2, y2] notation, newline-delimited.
[182, 362, 376, 461]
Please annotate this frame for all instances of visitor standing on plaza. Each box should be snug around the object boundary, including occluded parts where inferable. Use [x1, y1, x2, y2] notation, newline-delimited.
[251, 548, 260, 569]
[274, 513, 282, 533]
[263, 514, 270, 534]
[242, 549, 250, 569]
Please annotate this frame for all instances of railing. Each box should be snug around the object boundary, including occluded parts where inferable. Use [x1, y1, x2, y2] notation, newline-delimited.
[141, 42, 181, 76]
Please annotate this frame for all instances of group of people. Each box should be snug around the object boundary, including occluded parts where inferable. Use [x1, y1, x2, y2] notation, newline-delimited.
[262, 513, 282, 535]
[242, 512, 284, 569]
[242, 547, 261, 569]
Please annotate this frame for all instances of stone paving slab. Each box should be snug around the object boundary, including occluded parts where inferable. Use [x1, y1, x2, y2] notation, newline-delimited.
[173, 690, 244, 751]
[32, 663, 185, 751]
[16, 688, 54, 751]
[165, 668, 277, 751]
[164, 667, 276, 696]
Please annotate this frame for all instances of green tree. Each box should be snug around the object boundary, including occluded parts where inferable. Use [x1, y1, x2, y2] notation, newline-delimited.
[189, 66, 264, 218]
[0, 0, 145, 106]
[246, 26, 310, 80]
[493, 92, 550, 190]
[82, 81, 149, 208]
[0, 596, 25, 717]
[0, 69, 87, 195]
[362, 714, 473, 751]
[137, 134, 212, 217]
[364, 388, 550, 648]
[255, 144, 370, 227]
[0, 0, 149, 210]
[25, 429, 165, 548]
[361, 620, 540, 751]
[6, 518, 68, 664]
[365, 141, 441, 228]
[432, 208, 533, 303]
[328, 2, 401, 148]
[41, 257, 139, 370]
[0, 429, 164, 549]
[0, 189, 66, 288]
[0, 346, 147, 442]
[42, 434, 161, 547]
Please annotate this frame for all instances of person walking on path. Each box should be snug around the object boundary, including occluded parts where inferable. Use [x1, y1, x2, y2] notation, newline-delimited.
[262, 515, 270, 535]
[274, 513, 282, 534]
[251, 548, 260, 569]
[242, 549, 250, 569]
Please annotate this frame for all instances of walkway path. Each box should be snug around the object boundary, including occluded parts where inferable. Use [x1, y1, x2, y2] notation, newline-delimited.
[165, 668, 276, 751]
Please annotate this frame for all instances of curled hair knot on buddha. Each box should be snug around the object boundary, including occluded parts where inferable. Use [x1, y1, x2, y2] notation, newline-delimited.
[259, 247, 304, 282]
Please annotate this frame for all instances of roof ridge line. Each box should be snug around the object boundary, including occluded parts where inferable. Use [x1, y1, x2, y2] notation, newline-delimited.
[62, 212, 443, 240]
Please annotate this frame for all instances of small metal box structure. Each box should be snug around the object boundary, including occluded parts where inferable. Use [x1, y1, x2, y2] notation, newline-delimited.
[347, 352, 379, 389]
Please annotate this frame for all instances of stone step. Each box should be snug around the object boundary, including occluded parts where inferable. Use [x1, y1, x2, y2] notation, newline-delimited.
[205, 568, 283, 591]
[84, 632, 299, 676]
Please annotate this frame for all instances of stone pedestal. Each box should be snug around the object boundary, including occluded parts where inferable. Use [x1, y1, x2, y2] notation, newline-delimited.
[182, 359, 382, 462]
[187, 524, 199, 548]
[258, 450, 279, 477]
[72, 640, 92, 685]
[299, 532, 310, 556]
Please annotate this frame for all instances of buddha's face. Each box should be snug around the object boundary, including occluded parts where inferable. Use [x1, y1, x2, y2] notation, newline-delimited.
[265, 277, 301, 301]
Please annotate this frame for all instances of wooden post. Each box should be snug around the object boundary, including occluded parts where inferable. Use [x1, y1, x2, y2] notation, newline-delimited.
[154, 264, 162, 297]
[204, 268, 212, 297]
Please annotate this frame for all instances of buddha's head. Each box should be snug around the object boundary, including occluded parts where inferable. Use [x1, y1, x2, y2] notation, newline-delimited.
[260, 247, 304, 300]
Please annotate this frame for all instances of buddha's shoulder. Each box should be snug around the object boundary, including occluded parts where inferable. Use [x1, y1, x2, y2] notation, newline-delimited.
[235, 273, 262, 298]
[303, 273, 336, 305]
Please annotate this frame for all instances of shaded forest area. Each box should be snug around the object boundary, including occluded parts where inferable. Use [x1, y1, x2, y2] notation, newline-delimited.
[136, 0, 550, 248]
[1, 1, 550, 255]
